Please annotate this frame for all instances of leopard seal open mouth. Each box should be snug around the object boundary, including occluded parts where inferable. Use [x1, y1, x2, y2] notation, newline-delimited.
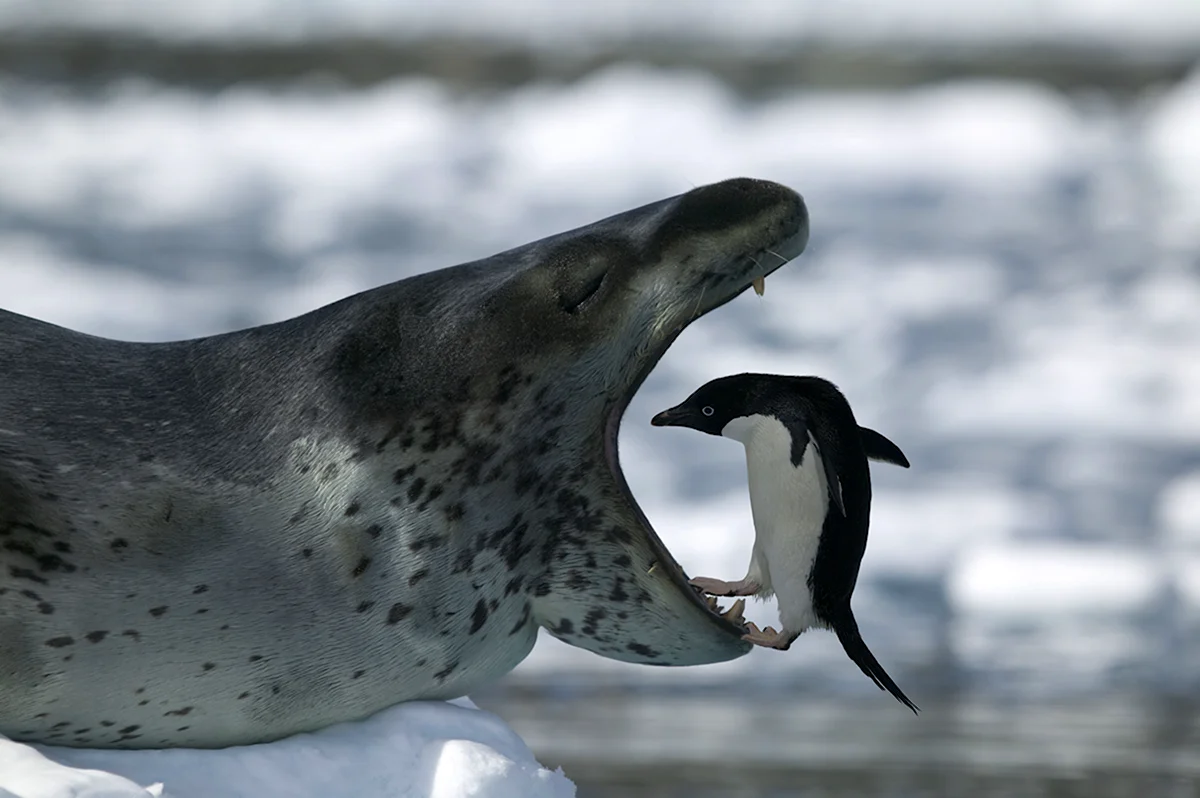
[0, 176, 809, 748]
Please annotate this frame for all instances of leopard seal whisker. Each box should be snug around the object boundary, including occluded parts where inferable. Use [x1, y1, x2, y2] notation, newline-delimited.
[0, 177, 809, 749]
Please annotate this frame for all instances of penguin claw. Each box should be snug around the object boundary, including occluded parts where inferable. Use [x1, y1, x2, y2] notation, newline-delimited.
[741, 623, 795, 651]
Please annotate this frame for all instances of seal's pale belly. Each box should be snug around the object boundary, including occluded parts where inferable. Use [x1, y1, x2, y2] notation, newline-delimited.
[1, 462, 540, 748]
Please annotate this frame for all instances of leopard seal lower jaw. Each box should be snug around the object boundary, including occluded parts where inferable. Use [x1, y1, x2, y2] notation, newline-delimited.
[0, 177, 809, 749]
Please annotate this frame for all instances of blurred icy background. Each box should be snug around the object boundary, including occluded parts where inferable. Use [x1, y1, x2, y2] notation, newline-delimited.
[2, 1, 1200, 795]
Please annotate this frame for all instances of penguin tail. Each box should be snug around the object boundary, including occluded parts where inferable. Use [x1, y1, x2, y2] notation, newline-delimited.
[833, 612, 920, 715]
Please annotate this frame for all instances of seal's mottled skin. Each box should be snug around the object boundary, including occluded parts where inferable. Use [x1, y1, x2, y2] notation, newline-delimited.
[0, 177, 809, 749]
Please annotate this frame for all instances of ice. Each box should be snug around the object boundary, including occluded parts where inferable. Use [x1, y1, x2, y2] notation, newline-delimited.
[948, 543, 1162, 617]
[0, 699, 574, 798]
[1160, 472, 1200, 549]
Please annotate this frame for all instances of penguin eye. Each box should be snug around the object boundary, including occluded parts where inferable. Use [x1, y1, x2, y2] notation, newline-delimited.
[701, 406, 715, 417]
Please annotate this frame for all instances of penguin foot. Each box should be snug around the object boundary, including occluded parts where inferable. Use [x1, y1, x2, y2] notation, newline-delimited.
[742, 621, 796, 650]
[690, 576, 760, 597]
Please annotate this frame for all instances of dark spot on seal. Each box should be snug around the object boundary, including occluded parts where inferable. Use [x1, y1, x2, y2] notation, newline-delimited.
[238, 692, 250, 700]
[351, 556, 371, 578]
[408, 534, 443, 552]
[364, 523, 383, 539]
[195, 608, 209, 614]
[9, 566, 47, 585]
[386, 603, 412, 624]
[533, 581, 551, 597]
[202, 662, 216, 671]
[392, 465, 416, 484]
[614, 554, 632, 568]
[504, 576, 523, 596]
[38, 602, 54, 614]
[610, 578, 629, 603]
[445, 503, 464, 521]
[122, 630, 141, 641]
[567, 570, 589, 590]
[408, 568, 429, 586]
[45, 636, 73, 648]
[450, 548, 476, 575]
[192, 584, 209, 594]
[356, 601, 374, 613]
[407, 477, 427, 503]
[352, 669, 366, 679]
[344, 501, 361, 517]
[165, 707, 193, 717]
[469, 600, 488, 634]
[606, 525, 633, 545]
[627, 642, 660, 658]
[74, 728, 91, 735]
[271, 685, 281, 695]
[434, 661, 459, 682]
[301, 548, 313, 558]
[135, 688, 145, 695]
[249, 655, 263, 662]
[110, 538, 129, 551]
[119, 725, 140, 734]
[51, 721, 70, 730]
[553, 618, 574, 635]
[52, 541, 71, 553]
[84, 631, 108, 643]
[149, 606, 168, 617]
[177, 726, 191, 732]
[99, 721, 115, 727]
[582, 607, 607, 636]
[508, 604, 531, 636]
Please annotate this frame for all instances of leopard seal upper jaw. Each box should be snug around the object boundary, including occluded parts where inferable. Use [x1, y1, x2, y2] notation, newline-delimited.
[0, 177, 810, 749]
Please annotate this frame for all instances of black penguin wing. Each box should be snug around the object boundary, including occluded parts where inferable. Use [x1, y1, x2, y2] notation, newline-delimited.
[832, 610, 920, 714]
[859, 427, 910, 468]
[809, 437, 846, 517]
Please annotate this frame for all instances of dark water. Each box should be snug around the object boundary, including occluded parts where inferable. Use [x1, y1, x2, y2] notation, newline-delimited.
[476, 693, 1200, 797]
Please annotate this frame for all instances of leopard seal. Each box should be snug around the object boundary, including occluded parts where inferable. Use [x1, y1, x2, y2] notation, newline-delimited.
[0, 177, 809, 749]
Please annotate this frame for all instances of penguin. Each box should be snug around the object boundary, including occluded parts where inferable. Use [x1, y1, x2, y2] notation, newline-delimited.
[651, 373, 918, 713]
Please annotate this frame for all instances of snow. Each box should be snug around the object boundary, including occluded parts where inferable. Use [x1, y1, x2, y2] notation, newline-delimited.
[0, 699, 575, 798]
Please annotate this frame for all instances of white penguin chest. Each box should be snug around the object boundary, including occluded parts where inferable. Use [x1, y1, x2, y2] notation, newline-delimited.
[724, 415, 829, 631]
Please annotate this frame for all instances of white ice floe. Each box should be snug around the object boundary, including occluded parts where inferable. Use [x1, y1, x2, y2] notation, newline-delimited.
[0, 699, 574, 798]
[947, 543, 1162, 617]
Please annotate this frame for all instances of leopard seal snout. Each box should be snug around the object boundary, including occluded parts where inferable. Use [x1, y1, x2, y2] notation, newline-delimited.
[0, 177, 809, 748]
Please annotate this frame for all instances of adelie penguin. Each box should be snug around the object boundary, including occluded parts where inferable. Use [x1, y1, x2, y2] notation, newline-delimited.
[652, 373, 918, 713]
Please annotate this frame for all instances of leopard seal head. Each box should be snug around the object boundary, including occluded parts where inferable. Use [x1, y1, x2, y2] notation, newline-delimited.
[0, 177, 808, 748]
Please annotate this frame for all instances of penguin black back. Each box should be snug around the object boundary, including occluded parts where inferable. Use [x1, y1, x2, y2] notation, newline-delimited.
[790, 379, 919, 714]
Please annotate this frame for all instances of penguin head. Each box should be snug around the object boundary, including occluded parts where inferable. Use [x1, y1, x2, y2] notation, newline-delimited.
[650, 373, 785, 440]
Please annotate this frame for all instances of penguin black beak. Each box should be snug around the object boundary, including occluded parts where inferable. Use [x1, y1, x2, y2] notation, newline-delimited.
[651, 405, 690, 428]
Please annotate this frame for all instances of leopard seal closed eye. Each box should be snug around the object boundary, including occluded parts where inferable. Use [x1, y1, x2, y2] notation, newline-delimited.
[0, 177, 809, 749]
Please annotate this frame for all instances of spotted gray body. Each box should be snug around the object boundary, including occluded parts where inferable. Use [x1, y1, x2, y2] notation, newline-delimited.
[0, 178, 809, 749]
